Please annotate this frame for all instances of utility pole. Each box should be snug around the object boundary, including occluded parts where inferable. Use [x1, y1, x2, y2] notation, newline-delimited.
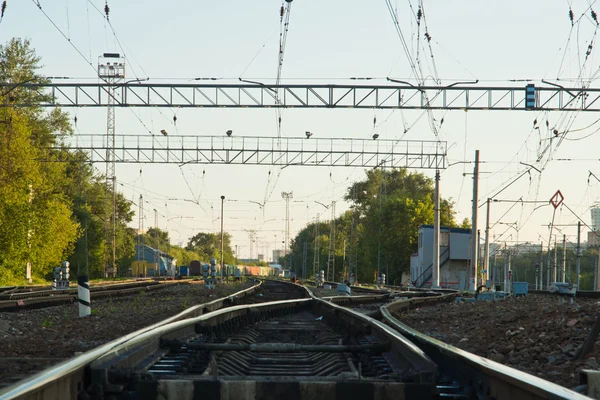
[483, 198, 491, 282]
[507, 250, 512, 294]
[470, 150, 480, 291]
[432, 169, 440, 288]
[576, 221, 581, 288]
[99, 53, 125, 278]
[553, 236, 557, 283]
[138, 194, 144, 277]
[596, 255, 600, 291]
[313, 214, 320, 276]
[377, 177, 382, 277]
[281, 191, 293, 268]
[302, 241, 307, 279]
[562, 234, 567, 282]
[154, 209, 158, 277]
[326, 201, 336, 281]
[503, 248, 508, 292]
[539, 242, 543, 290]
[220, 195, 225, 282]
[343, 238, 346, 281]
[246, 230, 257, 259]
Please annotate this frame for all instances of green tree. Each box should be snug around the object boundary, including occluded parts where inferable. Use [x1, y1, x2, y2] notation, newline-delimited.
[287, 168, 461, 285]
[186, 232, 235, 264]
[0, 102, 78, 282]
[0, 38, 137, 282]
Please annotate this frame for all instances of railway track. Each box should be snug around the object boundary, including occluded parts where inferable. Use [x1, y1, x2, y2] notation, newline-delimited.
[0, 281, 591, 399]
[0, 280, 181, 311]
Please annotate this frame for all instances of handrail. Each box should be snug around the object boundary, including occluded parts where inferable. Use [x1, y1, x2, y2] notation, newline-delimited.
[413, 247, 450, 287]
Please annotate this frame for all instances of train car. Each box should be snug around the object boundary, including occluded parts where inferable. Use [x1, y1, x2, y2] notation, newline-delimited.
[189, 260, 202, 276]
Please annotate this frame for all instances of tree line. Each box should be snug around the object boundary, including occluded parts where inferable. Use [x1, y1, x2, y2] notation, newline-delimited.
[283, 168, 469, 285]
[0, 38, 238, 284]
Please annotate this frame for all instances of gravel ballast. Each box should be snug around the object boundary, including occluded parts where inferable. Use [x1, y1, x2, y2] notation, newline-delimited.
[394, 294, 600, 390]
[0, 281, 254, 387]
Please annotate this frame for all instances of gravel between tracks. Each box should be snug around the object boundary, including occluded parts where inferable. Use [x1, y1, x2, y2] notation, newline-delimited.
[394, 294, 600, 390]
[0, 281, 253, 386]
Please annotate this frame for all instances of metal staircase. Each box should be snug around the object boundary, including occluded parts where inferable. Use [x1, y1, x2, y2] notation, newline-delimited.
[413, 247, 450, 288]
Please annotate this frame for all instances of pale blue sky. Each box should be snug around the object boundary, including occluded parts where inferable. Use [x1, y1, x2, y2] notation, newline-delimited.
[3, 0, 600, 258]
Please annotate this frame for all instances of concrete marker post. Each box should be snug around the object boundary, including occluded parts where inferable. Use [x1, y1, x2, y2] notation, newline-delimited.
[78, 275, 91, 317]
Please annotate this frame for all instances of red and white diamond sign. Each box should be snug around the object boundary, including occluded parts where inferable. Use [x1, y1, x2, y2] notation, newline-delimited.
[549, 190, 564, 209]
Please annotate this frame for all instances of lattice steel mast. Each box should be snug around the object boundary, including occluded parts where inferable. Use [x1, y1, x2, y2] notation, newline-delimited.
[98, 53, 125, 277]
[313, 214, 320, 276]
[281, 191, 293, 267]
[326, 201, 336, 281]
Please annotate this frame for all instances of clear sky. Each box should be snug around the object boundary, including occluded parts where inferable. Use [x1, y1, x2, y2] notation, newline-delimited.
[3, 0, 600, 259]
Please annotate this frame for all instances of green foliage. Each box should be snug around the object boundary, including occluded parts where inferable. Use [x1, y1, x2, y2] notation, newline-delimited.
[0, 38, 136, 284]
[41, 318, 55, 329]
[185, 231, 235, 264]
[286, 168, 461, 285]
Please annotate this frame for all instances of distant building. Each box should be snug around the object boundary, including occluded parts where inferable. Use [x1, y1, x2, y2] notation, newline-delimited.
[589, 231, 600, 248]
[592, 207, 600, 231]
[273, 249, 283, 263]
[410, 225, 472, 290]
[257, 253, 265, 262]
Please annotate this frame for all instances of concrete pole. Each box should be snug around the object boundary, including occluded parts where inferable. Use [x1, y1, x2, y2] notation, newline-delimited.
[595, 258, 598, 291]
[432, 169, 440, 288]
[220, 195, 225, 282]
[576, 221, 581, 288]
[562, 234, 567, 282]
[539, 242, 544, 290]
[507, 251, 512, 294]
[483, 198, 491, 283]
[503, 249, 508, 293]
[553, 236, 557, 283]
[596, 255, 600, 291]
[470, 150, 480, 291]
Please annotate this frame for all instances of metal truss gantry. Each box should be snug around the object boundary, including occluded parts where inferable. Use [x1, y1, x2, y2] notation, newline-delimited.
[3, 82, 600, 111]
[55, 135, 447, 169]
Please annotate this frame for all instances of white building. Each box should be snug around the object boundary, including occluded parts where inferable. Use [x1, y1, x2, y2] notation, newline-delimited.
[592, 207, 600, 232]
[410, 225, 472, 290]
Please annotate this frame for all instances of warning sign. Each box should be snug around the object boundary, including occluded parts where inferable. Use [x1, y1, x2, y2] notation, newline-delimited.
[549, 190, 564, 209]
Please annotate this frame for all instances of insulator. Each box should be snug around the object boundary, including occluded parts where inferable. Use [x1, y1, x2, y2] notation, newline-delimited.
[569, 8, 574, 24]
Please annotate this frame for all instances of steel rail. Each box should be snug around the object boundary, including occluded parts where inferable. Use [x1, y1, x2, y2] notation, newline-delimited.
[529, 289, 600, 298]
[0, 280, 263, 400]
[381, 295, 591, 400]
[0, 281, 182, 311]
[1, 280, 438, 399]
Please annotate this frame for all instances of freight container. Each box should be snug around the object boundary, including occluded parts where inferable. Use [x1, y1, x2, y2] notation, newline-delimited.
[189, 260, 202, 276]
